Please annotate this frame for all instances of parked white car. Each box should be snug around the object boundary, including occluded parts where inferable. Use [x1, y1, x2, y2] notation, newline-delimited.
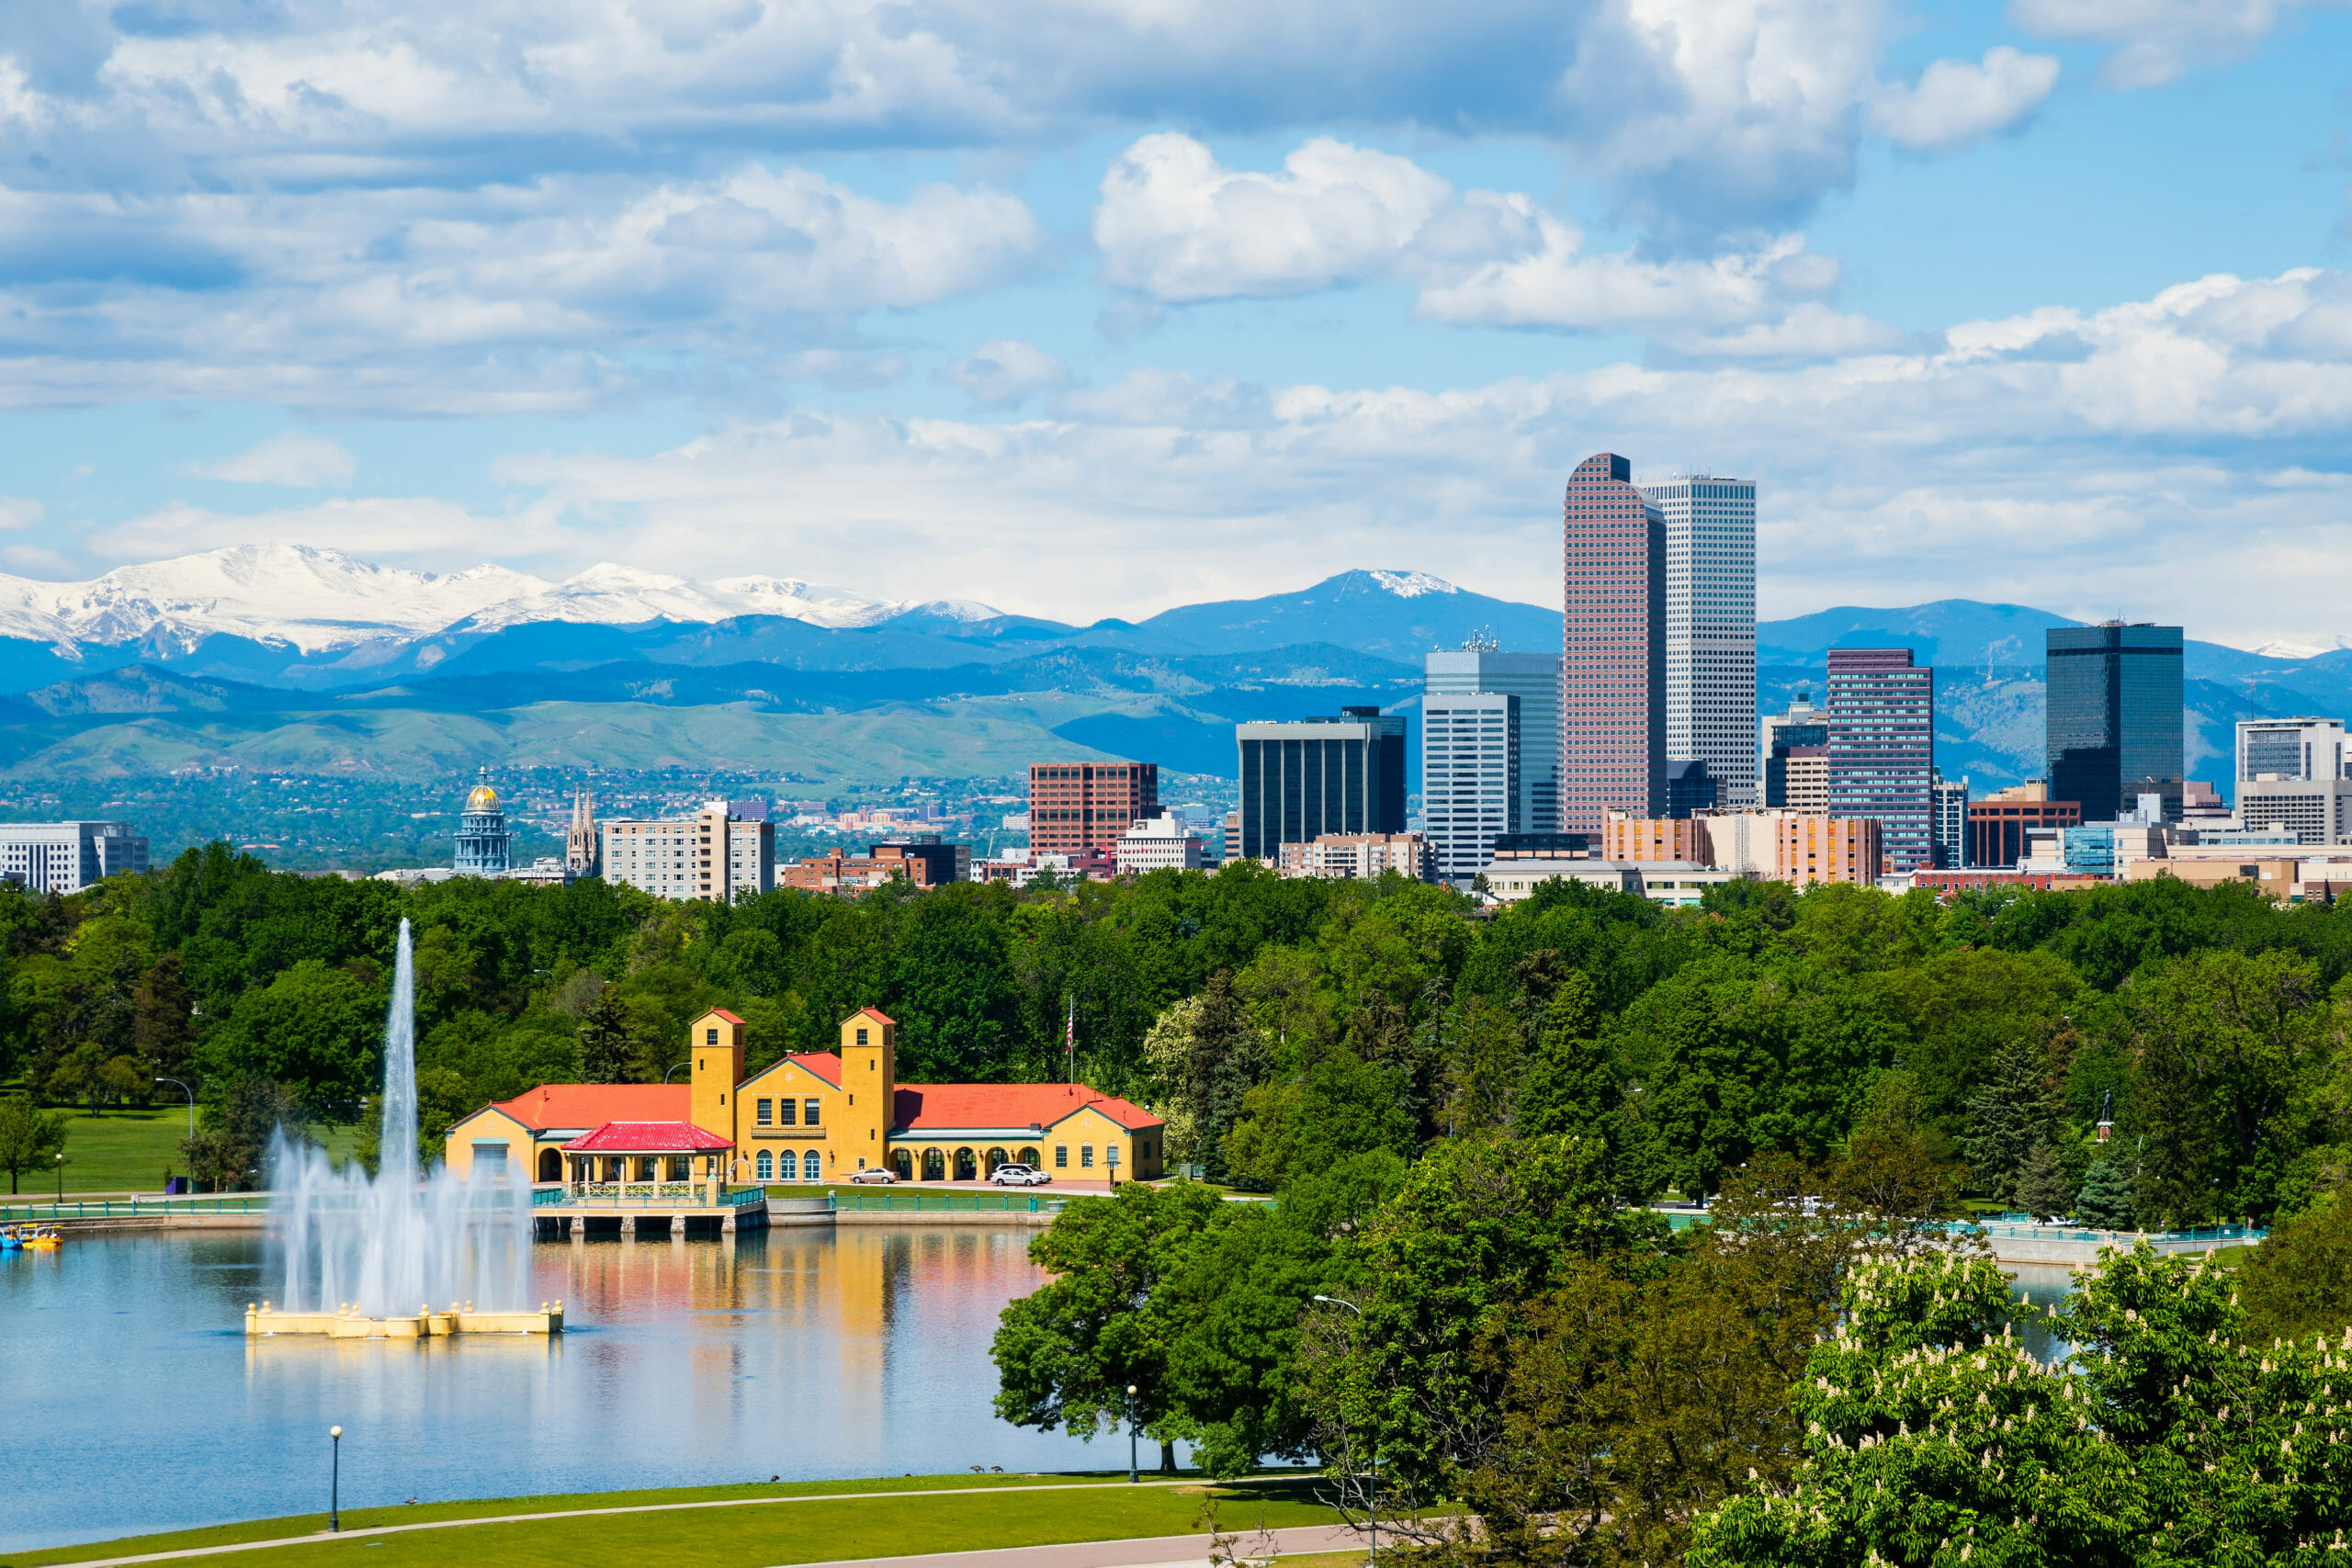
[848, 1167, 897, 1184]
[990, 1164, 1051, 1187]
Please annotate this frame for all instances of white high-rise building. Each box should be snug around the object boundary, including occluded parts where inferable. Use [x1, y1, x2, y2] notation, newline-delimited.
[2235, 717, 2346, 786]
[1424, 647, 1560, 835]
[1421, 692, 1519, 885]
[600, 800, 774, 902]
[1639, 473, 1758, 809]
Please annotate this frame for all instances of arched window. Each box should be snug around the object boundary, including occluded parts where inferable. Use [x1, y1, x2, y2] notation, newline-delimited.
[537, 1147, 561, 1182]
[984, 1147, 1008, 1176]
[922, 1148, 945, 1181]
[1017, 1147, 1039, 1168]
[892, 1149, 913, 1180]
[802, 1150, 821, 1182]
[755, 1150, 774, 1181]
[955, 1147, 977, 1182]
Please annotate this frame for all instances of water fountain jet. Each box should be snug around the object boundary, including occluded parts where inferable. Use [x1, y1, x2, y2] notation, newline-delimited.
[246, 918, 561, 1337]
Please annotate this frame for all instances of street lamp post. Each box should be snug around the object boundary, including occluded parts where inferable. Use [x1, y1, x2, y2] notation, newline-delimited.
[329, 1427, 342, 1532]
[1126, 1383, 1139, 1483]
[1311, 1295, 1374, 1568]
[55, 1151, 64, 1201]
[663, 1062, 692, 1084]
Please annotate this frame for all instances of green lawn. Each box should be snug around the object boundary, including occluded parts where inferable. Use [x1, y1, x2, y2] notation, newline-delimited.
[23, 1471, 1343, 1568]
[18, 1106, 366, 1196]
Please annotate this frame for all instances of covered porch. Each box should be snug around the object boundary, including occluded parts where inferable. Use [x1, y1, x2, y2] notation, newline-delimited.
[559, 1121, 738, 1204]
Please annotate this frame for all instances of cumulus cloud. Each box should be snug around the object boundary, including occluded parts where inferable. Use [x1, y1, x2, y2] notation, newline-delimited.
[0, 0, 2092, 267]
[442, 264, 2352, 652]
[0, 164, 1041, 413]
[1094, 133, 1884, 355]
[1871, 46, 2061, 152]
[2008, 0, 2319, 88]
[192, 432, 357, 487]
[938, 340, 1070, 407]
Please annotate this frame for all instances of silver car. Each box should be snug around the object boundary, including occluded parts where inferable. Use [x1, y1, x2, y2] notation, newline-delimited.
[848, 1167, 897, 1184]
[990, 1163, 1050, 1187]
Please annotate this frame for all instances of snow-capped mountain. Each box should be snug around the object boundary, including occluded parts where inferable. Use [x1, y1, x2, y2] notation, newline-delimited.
[0, 545, 548, 653]
[0, 546, 1005, 654]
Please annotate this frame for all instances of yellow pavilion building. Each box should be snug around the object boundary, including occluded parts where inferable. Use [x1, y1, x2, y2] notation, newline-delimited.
[444, 1007, 1166, 1189]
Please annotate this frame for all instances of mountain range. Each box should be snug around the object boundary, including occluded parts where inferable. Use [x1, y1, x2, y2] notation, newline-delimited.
[0, 545, 2343, 789]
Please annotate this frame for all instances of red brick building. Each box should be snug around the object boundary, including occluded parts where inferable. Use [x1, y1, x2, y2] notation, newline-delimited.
[1967, 798, 2083, 868]
[1027, 761, 1158, 858]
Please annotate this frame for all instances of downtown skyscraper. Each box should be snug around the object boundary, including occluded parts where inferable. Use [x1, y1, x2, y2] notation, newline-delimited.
[1639, 473, 1758, 809]
[2046, 623, 2184, 820]
[1560, 452, 1665, 832]
[1826, 648, 1935, 875]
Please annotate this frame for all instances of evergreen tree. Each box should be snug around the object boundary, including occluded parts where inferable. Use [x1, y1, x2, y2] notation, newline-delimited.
[1962, 1033, 2061, 1206]
[577, 987, 636, 1084]
[2075, 1156, 2136, 1229]
[2013, 1138, 2074, 1218]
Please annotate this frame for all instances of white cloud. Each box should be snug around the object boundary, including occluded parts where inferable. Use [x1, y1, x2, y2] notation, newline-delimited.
[1095, 133, 1883, 354]
[0, 0, 2089, 269]
[1871, 46, 2061, 152]
[1096, 134, 1455, 301]
[0, 164, 1041, 413]
[2008, 0, 2322, 88]
[939, 341, 1070, 407]
[193, 432, 358, 488]
[429, 264, 2352, 652]
[0, 494, 44, 530]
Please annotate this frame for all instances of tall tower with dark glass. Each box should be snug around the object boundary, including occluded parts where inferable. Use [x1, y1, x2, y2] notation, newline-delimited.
[2044, 624, 2184, 821]
[1561, 452, 1666, 832]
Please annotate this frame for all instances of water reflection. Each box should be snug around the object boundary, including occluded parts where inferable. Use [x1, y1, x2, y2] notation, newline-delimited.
[0, 1226, 1124, 1554]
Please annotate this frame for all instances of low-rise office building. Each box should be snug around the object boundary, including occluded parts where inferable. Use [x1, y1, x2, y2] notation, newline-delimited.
[1279, 832, 1434, 881]
[2236, 776, 2352, 846]
[0, 819, 149, 893]
[1603, 814, 1713, 864]
[783, 838, 967, 895]
[1480, 859, 1646, 902]
[1777, 815, 1883, 886]
[1114, 812, 1205, 874]
[1968, 794, 2083, 868]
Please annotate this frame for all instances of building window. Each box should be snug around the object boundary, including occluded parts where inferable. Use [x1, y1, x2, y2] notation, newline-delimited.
[856, 1026, 868, 1044]
[1080, 1145, 1094, 1168]
[670, 1156, 690, 1180]
[757, 1099, 773, 1126]
[802, 1150, 820, 1182]
[1106, 1146, 1119, 1169]
[779, 1099, 797, 1125]
[756, 1150, 774, 1180]
[707, 1027, 718, 1045]
[804, 1099, 820, 1125]
[1055, 1145, 1068, 1168]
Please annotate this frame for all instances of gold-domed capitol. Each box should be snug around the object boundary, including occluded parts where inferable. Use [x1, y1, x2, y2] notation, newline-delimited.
[454, 779, 512, 874]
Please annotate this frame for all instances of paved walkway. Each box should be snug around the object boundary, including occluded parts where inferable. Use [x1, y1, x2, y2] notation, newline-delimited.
[765, 1524, 1361, 1568]
[49, 1478, 1351, 1568]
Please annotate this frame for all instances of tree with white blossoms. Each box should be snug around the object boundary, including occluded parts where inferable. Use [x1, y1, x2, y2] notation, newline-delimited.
[1690, 1244, 2352, 1567]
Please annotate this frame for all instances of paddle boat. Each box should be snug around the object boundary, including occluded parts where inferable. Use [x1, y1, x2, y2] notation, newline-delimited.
[20, 1227, 60, 1248]
[0, 1227, 20, 1250]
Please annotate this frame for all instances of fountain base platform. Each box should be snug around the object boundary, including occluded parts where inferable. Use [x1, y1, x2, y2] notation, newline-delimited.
[245, 1300, 563, 1337]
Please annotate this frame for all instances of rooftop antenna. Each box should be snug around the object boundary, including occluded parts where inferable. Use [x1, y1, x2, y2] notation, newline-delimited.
[1460, 626, 1499, 653]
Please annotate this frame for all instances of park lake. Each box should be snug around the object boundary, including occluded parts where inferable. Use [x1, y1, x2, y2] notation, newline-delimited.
[0, 1225, 1136, 1553]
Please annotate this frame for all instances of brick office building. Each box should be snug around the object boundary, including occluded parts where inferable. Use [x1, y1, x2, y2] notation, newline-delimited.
[1027, 761, 1159, 859]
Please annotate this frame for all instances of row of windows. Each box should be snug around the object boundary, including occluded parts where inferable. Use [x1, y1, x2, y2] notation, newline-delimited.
[755, 1098, 821, 1127]
[756, 1149, 823, 1180]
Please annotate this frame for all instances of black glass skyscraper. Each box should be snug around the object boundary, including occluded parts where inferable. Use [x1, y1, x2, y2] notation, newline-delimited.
[2044, 624, 2183, 820]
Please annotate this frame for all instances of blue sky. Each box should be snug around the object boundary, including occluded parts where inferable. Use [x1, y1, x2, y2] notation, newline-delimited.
[4, 0, 2352, 649]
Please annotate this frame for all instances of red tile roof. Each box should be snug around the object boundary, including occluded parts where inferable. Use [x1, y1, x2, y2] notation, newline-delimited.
[855, 1006, 896, 1026]
[891, 1082, 1162, 1134]
[561, 1121, 735, 1153]
[707, 1008, 746, 1025]
[480, 1084, 687, 1131]
[784, 1052, 842, 1088]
